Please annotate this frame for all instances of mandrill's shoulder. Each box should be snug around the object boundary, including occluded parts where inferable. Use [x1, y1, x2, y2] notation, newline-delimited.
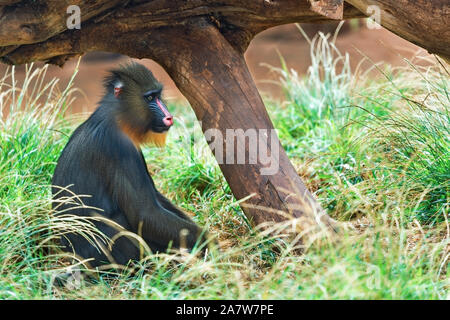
[64, 110, 140, 165]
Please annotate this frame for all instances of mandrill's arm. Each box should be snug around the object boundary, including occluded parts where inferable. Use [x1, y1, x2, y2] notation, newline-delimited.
[109, 138, 203, 251]
[138, 151, 194, 222]
[156, 191, 194, 222]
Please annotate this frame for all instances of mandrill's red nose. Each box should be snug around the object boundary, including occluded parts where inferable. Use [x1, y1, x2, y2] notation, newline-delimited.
[163, 116, 173, 127]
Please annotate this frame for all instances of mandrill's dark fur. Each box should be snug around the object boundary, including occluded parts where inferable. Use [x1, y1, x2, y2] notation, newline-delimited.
[52, 62, 204, 268]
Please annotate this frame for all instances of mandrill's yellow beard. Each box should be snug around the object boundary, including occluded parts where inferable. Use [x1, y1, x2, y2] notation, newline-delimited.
[142, 131, 168, 147]
[119, 123, 168, 148]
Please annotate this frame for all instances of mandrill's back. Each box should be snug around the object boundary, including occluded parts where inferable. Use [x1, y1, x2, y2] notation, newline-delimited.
[51, 105, 142, 267]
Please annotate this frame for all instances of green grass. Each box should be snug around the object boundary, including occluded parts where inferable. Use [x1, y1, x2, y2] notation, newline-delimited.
[0, 33, 448, 299]
[266, 32, 449, 225]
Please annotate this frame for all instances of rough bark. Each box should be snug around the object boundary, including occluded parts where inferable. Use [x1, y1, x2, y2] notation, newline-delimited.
[0, 1, 361, 64]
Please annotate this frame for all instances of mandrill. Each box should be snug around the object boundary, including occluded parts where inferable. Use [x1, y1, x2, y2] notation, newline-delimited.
[52, 62, 206, 268]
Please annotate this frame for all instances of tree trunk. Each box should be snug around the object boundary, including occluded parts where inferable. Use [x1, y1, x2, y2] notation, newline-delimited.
[151, 22, 334, 229]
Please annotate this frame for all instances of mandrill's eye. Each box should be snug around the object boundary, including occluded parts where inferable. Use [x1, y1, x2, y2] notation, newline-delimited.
[144, 94, 154, 103]
[143, 89, 162, 103]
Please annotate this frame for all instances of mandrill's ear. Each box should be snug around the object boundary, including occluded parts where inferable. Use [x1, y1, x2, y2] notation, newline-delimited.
[114, 80, 123, 98]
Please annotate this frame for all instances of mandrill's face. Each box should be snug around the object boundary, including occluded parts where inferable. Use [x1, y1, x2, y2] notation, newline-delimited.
[110, 63, 174, 148]
[142, 88, 173, 133]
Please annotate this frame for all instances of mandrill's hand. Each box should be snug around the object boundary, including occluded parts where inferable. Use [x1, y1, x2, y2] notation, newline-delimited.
[182, 227, 218, 256]
[198, 230, 219, 256]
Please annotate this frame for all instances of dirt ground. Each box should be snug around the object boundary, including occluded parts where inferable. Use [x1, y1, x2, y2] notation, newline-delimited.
[1, 21, 429, 113]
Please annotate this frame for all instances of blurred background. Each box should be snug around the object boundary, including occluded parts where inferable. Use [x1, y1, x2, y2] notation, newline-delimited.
[0, 20, 430, 113]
